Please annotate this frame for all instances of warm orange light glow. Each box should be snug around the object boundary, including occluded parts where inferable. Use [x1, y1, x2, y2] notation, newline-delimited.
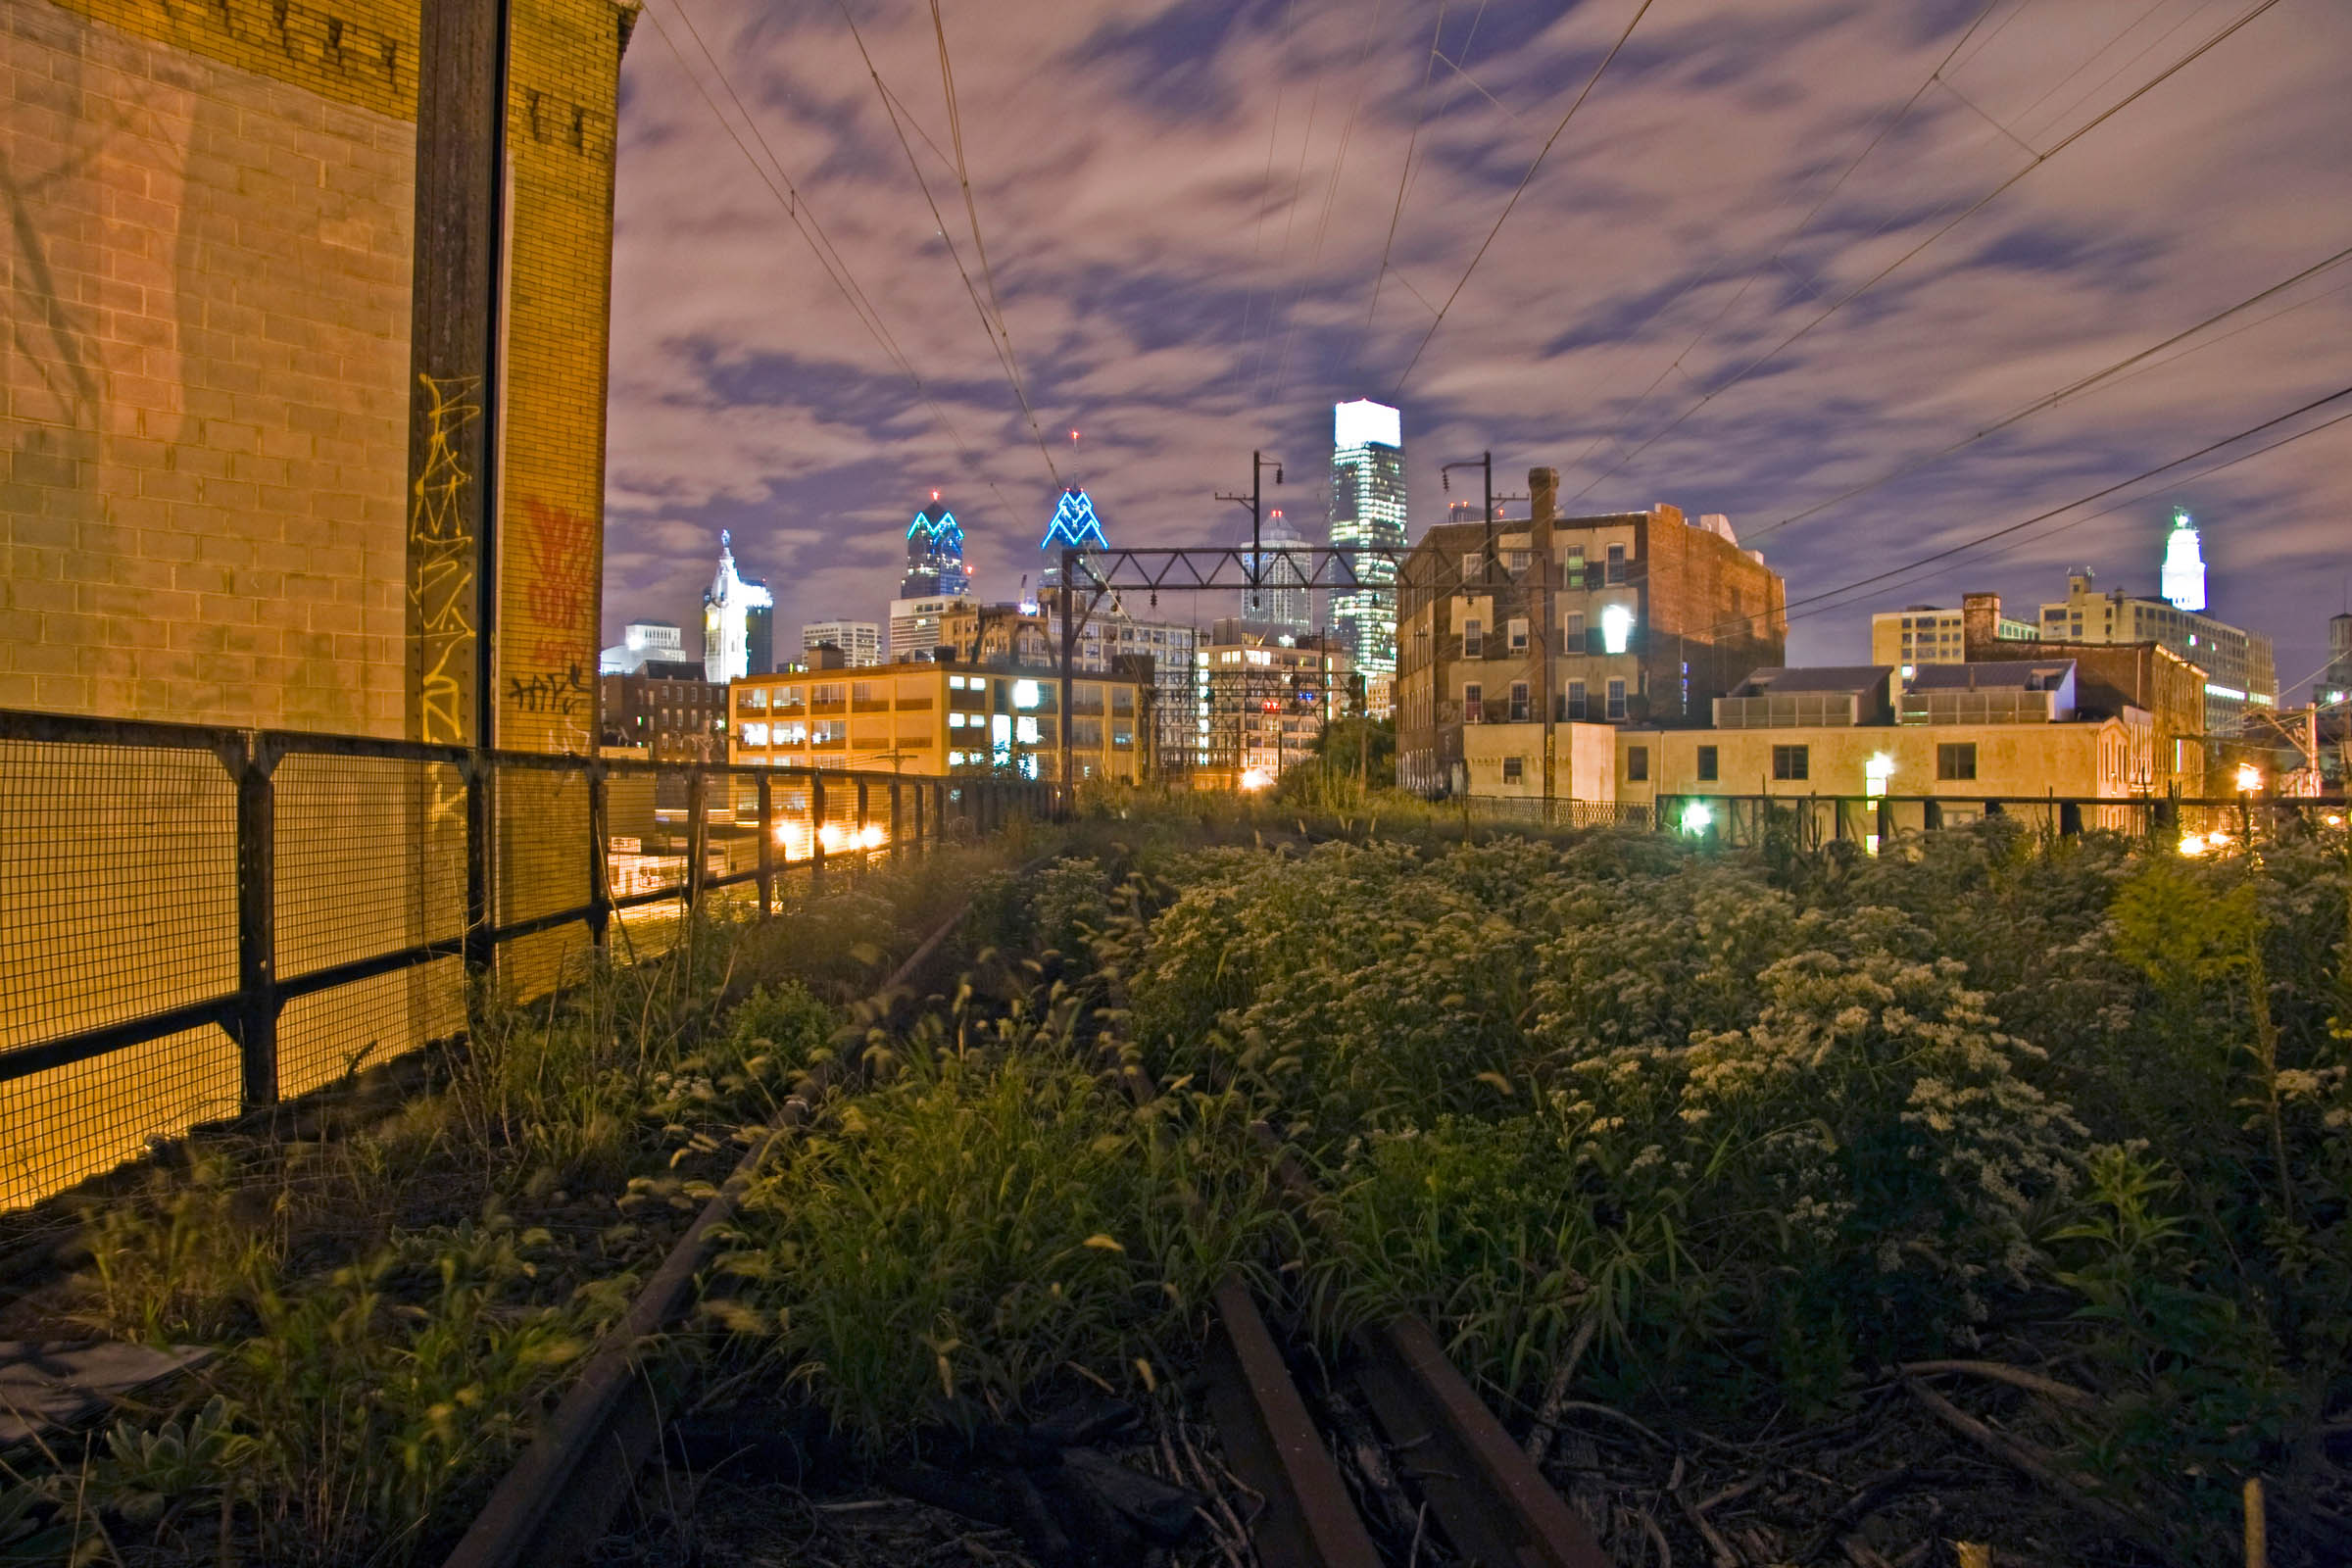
[2235, 762, 2263, 793]
[1239, 766, 1274, 792]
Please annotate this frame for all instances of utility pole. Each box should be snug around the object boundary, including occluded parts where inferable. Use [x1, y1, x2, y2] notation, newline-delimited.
[1216, 451, 1284, 787]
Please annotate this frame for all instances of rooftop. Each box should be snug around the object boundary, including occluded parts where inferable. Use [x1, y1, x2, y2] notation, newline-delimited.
[1730, 665, 1894, 697]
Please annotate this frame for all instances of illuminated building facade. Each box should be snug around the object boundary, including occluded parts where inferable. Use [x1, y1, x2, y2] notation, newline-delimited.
[1393, 471, 1787, 797]
[728, 661, 1144, 782]
[1199, 618, 1352, 791]
[2161, 508, 2207, 612]
[1328, 400, 1407, 713]
[1869, 604, 2036, 674]
[803, 621, 882, 667]
[2327, 613, 2352, 709]
[938, 600, 1199, 778]
[600, 620, 687, 675]
[703, 531, 775, 681]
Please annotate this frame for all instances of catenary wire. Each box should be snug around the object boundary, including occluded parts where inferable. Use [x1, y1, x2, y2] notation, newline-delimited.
[929, 0, 1063, 490]
[1352, 1, 1451, 371]
[641, 1, 1025, 526]
[1568, 0, 2289, 503]
[1740, 239, 2352, 546]
[1390, 0, 1656, 397]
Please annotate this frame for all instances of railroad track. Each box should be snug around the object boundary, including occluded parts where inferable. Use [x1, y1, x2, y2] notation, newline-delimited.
[441, 876, 1617, 1568]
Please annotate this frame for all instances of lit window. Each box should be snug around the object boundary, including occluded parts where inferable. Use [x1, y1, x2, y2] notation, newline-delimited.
[1016, 716, 1040, 744]
[740, 722, 769, 747]
[1013, 679, 1042, 710]
[949, 674, 966, 690]
[1600, 604, 1636, 655]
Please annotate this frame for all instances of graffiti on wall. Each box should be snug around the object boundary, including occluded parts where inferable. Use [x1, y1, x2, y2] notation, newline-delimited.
[507, 662, 591, 715]
[408, 372, 479, 747]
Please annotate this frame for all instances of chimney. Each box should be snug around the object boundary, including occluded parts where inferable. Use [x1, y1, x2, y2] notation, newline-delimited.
[1528, 467, 1558, 527]
[1961, 592, 2001, 658]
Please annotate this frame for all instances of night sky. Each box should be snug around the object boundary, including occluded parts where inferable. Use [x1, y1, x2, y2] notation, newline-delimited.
[601, 0, 2351, 698]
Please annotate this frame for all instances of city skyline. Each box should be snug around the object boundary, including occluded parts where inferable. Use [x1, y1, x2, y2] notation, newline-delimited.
[601, 1, 2352, 702]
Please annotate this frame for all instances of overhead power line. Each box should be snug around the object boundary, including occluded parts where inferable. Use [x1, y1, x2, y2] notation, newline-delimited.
[929, 0, 1062, 490]
[1390, 0, 1656, 397]
[642, 1, 1024, 526]
[1699, 381, 2352, 640]
[1740, 237, 2352, 545]
[1353, 1, 1451, 371]
[1569, 0, 2289, 502]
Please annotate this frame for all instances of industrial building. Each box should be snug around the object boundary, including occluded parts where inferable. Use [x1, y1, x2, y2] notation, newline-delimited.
[727, 662, 1145, 783]
[1394, 468, 1788, 797]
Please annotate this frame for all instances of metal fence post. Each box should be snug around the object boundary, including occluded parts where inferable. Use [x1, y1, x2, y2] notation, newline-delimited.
[857, 777, 870, 865]
[586, 759, 611, 951]
[465, 753, 495, 975]
[810, 769, 827, 882]
[757, 772, 775, 919]
[685, 767, 710, 915]
[890, 778, 903, 860]
[231, 734, 280, 1113]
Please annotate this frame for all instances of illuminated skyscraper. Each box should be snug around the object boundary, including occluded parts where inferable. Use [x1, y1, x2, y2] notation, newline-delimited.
[1329, 399, 1406, 713]
[703, 530, 775, 681]
[2161, 507, 2206, 612]
[1038, 486, 1108, 596]
[902, 493, 971, 599]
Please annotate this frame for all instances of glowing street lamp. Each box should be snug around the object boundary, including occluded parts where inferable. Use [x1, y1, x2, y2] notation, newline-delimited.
[2234, 761, 2263, 794]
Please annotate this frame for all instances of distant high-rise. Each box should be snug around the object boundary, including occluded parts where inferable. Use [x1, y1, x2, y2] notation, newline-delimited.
[902, 494, 971, 599]
[1039, 486, 1108, 596]
[1329, 399, 1406, 713]
[803, 620, 882, 667]
[1240, 508, 1313, 635]
[2161, 507, 2207, 612]
[2324, 612, 2352, 708]
[703, 530, 775, 681]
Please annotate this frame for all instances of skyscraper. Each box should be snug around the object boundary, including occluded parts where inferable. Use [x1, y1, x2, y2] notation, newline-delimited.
[1329, 399, 1406, 714]
[2161, 507, 2207, 612]
[703, 530, 775, 681]
[1039, 486, 1108, 597]
[902, 494, 971, 598]
[1239, 507, 1313, 635]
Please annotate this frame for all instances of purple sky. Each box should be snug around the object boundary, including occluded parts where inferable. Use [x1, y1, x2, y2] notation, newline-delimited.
[601, 0, 2352, 698]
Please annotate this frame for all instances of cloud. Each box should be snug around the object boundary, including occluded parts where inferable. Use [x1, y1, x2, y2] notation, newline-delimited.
[603, 0, 2352, 693]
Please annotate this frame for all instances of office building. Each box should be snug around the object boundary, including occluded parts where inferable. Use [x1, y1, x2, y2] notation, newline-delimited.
[1394, 470, 1787, 797]
[599, 665, 728, 761]
[938, 601, 1200, 778]
[601, 621, 688, 676]
[703, 531, 775, 681]
[1328, 399, 1407, 714]
[902, 495, 972, 599]
[1199, 619, 1352, 791]
[2036, 566, 2275, 735]
[2324, 613, 2352, 709]
[728, 662, 1144, 783]
[1039, 487, 1109, 597]
[1870, 604, 2035, 672]
[1239, 508, 1314, 636]
[803, 621, 882, 667]
[1957, 592, 2207, 796]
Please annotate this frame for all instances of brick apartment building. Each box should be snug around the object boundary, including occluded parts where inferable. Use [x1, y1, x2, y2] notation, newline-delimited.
[1395, 467, 1787, 797]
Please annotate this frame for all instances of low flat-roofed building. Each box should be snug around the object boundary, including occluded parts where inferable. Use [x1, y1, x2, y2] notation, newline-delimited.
[727, 661, 1144, 783]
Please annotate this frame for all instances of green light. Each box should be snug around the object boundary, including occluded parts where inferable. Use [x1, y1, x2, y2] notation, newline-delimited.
[1680, 800, 1713, 834]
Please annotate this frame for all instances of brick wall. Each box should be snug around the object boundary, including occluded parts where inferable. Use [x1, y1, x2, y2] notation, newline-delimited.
[1, 0, 628, 745]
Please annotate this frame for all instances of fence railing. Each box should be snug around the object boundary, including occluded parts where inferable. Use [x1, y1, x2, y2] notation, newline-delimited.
[1652, 792, 2343, 849]
[0, 709, 1058, 1212]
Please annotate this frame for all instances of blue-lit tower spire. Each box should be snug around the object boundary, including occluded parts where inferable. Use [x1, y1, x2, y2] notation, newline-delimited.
[1038, 486, 1107, 595]
[901, 492, 970, 599]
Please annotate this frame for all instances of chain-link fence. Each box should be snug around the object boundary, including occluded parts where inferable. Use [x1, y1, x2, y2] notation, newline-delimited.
[0, 710, 1054, 1212]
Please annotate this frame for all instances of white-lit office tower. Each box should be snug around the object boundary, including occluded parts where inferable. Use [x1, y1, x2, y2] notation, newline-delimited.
[1328, 399, 1405, 714]
[1240, 507, 1313, 637]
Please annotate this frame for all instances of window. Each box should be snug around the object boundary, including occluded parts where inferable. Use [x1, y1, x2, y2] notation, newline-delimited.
[739, 722, 768, 747]
[1605, 543, 1628, 584]
[1599, 604, 1636, 655]
[1605, 677, 1627, 720]
[775, 720, 807, 745]
[1772, 744, 1809, 781]
[812, 682, 845, 704]
[1508, 681, 1529, 721]
[1566, 680, 1587, 721]
[1507, 617, 1529, 652]
[1502, 756, 1524, 784]
[1562, 611, 1585, 648]
[1463, 552, 1483, 580]
[1462, 617, 1483, 658]
[1937, 742, 1978, 780]
[1505, 550, 1528, 575]
[739, 688, 767, 711]
[1627, 746, 1648, 781]
[1562, 547, 1585, 589]
[1696, 745, 1718, 781]
[1463, 682, 1483, 722]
